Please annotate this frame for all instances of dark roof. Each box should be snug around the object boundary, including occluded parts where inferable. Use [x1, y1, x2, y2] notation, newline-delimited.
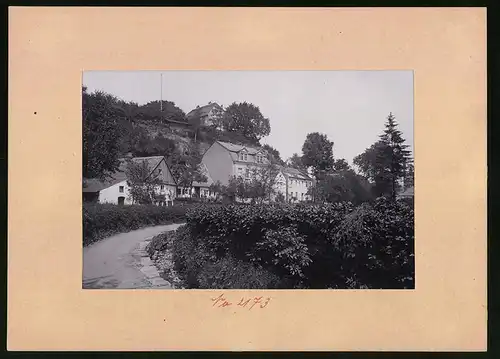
[278, 166, 312, 180]
[82, 156, 167, 193]
[186, 103, 222, 119]
[167, 119, 191, 126]
[216, 140, 264, 155]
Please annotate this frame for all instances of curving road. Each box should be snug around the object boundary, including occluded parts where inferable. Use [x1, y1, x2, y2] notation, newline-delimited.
[82, 223, 184, 289]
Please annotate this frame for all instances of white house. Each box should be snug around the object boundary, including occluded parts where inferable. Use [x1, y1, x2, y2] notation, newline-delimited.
[82, 156, 178, 206]
[273, 166, 313, 202]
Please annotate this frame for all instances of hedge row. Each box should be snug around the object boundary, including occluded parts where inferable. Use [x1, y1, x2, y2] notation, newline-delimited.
[83, 203, 189, 246]
[172, 197, 414, 289]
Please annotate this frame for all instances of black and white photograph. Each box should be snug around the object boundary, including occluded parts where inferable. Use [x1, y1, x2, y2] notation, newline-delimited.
[82, 70, 414, 290]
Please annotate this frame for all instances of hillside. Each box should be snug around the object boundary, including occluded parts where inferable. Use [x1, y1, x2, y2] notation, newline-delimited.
[83, 87, 277, 182]
[128, 118, 257, 158]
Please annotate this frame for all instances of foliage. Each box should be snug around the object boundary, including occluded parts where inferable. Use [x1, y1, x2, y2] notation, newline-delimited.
[129, 130, 177, 158]
[287, 153, 306, 171]
[301, 132, 335, 179]
[140, 100, 186, 123]
[196, 256, 283, 289]
[308, 169, 373, 205]
[275, 191, 285, 203]
[213, 165, 279, 204]
[333, 158, 350, 171]
[169, 200, 414, 289]
[222, 102, 271, 142]
[333, 197, 414, 288]
[404, 162, 414, 190]
[353, 113, 412, 199]
[82, 87, 123, 180]
[167, 142, 208, 188]
[146, 230, 176, 257]
[83, 203, 188, 246]
[262, 144, 285, 165]
[125, 159, 165, 205]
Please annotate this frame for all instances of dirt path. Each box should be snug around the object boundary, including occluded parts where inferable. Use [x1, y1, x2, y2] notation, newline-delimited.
[82, 223, 184, 289]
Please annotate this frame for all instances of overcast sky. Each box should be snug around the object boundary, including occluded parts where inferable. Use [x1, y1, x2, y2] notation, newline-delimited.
[83, 71, 413, 164]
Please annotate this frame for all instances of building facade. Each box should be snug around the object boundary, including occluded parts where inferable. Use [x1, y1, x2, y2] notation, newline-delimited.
[82, 156, 178, 206]
[201, 141, 271, 186]
[273, 166, 313, 202]
[186, 103, 224, 129]
[202, 140, 313, 202]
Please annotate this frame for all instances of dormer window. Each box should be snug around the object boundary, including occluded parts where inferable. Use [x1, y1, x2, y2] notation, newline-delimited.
[239, 152, 248, 161]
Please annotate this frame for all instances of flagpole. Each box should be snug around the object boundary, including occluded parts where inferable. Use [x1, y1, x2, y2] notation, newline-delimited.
[160, 73, 163, 113]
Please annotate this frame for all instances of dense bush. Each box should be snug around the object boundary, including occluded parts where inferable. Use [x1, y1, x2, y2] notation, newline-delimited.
[172, 198, 414, 289]
[171, 226, 285, 289]
[83, 203, 188, 246]
[146, 230, 175, 257]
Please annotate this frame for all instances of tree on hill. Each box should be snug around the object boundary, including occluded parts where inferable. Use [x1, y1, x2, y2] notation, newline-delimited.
[82, 86, 123, 181]
[222, 102, 271, 142]
[301, 132, 335, 179]
[113, 100, 142, 124]
[140, 100, 186, 123]
[333, 158, 350, 172]
[353, 113, 412, 199]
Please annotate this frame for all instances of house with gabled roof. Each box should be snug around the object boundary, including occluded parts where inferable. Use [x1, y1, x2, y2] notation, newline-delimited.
[201, 140, 313, 202]
[201, 140, 271, 186]
[186, 102, 224, 128]
[176, 162, 216, 199]
[273, 166, 313, 202]
[82, 155, 177, 206]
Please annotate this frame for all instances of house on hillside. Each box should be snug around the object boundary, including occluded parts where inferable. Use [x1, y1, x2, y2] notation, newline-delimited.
[186, 103, 224, 129]
[82, 156, 177, 206]
[201, 140, 271, 186]
[273, 166, 313, 202]
[166, 119, 191, 135]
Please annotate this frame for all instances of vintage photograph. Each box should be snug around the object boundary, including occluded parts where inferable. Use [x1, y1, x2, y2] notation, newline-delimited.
[82, 71, 414, 290]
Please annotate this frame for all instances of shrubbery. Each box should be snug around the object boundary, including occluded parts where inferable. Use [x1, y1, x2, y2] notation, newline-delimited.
[83, 203, 188, 246]
[171, 198, 414, 289]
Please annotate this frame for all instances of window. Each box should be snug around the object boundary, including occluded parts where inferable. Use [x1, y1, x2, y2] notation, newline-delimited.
[301, 193, 304, 200]
[238, 167, 243, 177]
[245, 168, 250, 178]
[119, 186, 124, 193]
[244, 153, 248, 161]
[160, 185, 164, 190]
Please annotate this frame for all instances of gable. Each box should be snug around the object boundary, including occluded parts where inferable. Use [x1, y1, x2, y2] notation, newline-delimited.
[151, 158, 177, 185]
